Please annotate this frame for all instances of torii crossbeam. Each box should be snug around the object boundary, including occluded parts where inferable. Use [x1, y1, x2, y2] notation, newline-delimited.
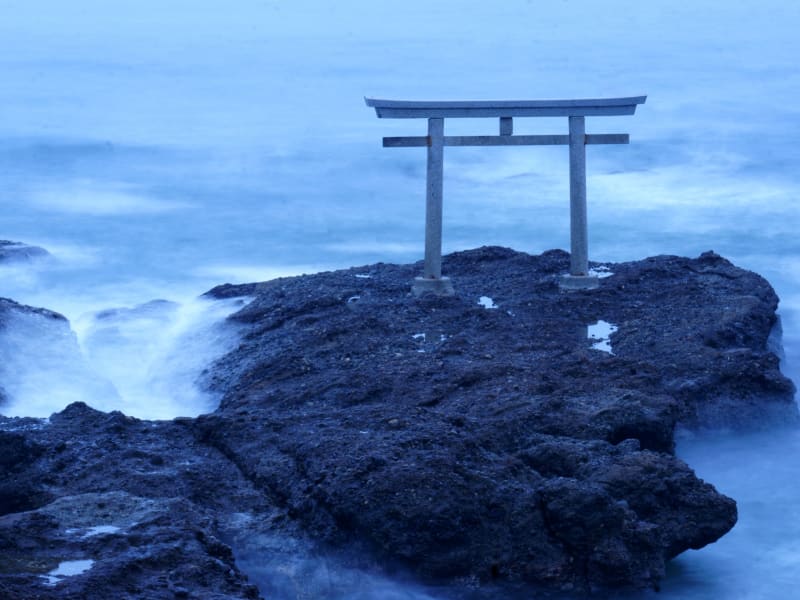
[365, 95, 646, 294]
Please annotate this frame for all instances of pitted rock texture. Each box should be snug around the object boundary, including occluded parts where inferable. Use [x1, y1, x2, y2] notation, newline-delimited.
[198, 247, 794, 591]
[0, 247, 794, 598]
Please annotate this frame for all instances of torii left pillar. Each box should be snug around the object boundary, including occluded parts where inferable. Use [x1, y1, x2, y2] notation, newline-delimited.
[414, 117, 454, 296]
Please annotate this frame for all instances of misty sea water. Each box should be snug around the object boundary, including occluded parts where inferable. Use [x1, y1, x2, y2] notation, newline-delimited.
[0, 1, 798, 597]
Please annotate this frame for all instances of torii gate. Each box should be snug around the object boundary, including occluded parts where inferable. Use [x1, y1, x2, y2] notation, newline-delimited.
[365, 96, 646, 294]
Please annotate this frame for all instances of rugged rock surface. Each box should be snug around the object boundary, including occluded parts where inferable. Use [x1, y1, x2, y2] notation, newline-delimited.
[0, 247, 795, 598]
[0, 407, 264, 599]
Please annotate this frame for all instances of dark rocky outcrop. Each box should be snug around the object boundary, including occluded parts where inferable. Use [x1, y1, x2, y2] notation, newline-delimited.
[0, 297, 67, 326]
[0, 247, 795, 598]
[0, 405, 264, 599]
[0, 240, 49, 263]
[0, 297, 72, 411]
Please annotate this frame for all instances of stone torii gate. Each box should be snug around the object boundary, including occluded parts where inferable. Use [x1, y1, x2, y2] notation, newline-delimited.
[365, 95, 646, 294]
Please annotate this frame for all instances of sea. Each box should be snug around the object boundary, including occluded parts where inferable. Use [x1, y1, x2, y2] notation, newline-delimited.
[0, 1, 798, 597]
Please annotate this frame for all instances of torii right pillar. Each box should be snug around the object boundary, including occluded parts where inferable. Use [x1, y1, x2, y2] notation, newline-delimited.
[562, 115, 598, 289]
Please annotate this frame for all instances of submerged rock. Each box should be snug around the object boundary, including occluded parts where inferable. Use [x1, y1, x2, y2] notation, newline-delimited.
[0, 240, 49, 263]
[0, 247, 795, 598]
[0, 297, 67, 325]
[0, 298, 70, 415]
[0, 298, 119, 418]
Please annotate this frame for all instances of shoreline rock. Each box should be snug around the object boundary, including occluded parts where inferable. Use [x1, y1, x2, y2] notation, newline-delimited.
[0, 247, 795, 598]
[0, 240, 49, 264]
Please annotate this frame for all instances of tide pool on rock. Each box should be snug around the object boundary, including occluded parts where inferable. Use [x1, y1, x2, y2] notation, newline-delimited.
[40, 559, 94, 587]
[478, 296, 498, 309]
[588, 320, 619, 354]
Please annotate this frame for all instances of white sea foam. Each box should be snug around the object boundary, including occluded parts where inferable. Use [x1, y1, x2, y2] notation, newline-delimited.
[0, 306, 119, 418]
[230, 532, 447, 600]
[29, 181, 188, 216]
[72, 296, 250, 419]
[588, 266, 614, 279]
[0, 296, 249, 420]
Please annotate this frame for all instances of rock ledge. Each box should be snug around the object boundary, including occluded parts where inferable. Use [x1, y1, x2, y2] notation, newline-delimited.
[1, 247, 795, 599]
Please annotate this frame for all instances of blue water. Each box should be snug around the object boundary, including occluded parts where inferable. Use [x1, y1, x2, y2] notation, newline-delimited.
[0, 1, 798, 597]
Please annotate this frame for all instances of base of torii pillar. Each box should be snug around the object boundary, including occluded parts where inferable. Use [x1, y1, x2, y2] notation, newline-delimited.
[412, 276, 455, 297]
[559, 274, 600, 290]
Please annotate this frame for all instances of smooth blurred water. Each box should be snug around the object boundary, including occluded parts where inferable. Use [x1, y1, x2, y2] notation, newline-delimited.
[657, 427, 800, 600]
[0, 1, 798, 597]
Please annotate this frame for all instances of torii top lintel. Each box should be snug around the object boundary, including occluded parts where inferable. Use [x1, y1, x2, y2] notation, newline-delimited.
[364, 96, 647, 118]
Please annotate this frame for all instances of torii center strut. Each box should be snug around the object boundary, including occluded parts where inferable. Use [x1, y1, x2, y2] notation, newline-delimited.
[365, 95, 647, 294]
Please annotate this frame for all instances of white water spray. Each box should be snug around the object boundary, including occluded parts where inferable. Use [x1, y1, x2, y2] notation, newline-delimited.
[0, 295, 249, 420]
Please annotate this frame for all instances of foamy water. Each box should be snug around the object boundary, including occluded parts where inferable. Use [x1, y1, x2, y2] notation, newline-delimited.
[0, 282, 248, 419]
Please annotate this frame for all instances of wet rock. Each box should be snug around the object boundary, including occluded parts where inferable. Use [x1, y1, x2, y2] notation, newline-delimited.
[0, 403, 270, 599]
[0, 431, 49, 516]
[0, 491, 262, 599]
[0, 247, 794, 597]
[195, 247, 792, 592]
